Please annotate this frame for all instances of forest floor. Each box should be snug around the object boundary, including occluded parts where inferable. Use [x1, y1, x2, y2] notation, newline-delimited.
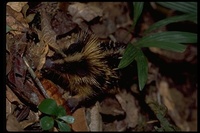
[6, 2, 197, 132]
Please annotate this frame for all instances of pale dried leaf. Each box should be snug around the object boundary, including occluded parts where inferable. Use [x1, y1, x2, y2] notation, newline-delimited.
[6, 99, 12, 118]
[158, 80, 190, 131]
[26, 14, 36, 23]
[21, 3, 29, 17]
[6, 85, 23, 104]
[6, 5, 28, 34]
[20, 111, 40, 129]
[68, 2, 102, 23]
[25, 41, 49, 71]
[21, 3, 36, 23]
[7, 2, 28, 12]
[36, 43, 49, 70]
[115, 93, 126, 111]
[6, 114, 24, 131]
[89, 102, 102, 131]
[99, 97, 124, 116]
[116, 90, 139, 128]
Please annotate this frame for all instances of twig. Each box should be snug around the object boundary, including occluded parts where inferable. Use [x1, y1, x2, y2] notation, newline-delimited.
[23, 56, 50, 99]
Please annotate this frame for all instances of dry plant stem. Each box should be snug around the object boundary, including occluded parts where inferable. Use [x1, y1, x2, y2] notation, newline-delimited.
[23, 56, 50, 98]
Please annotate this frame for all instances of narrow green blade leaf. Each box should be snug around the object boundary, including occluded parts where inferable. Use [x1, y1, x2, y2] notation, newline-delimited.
[38, 98, 58, 115]
[40, 116, 54, 131]
[133, 2, 144, 28]
[118, 43, 139, 69]
[144, 14, 197, 34]
[137, 31, 197, 45]
[58, 116, 75, 124]
[137, 41, 186, 52]
[156, 2, 197, 14]
[56, 120, 71, 132]
[135, 49, 148, 91]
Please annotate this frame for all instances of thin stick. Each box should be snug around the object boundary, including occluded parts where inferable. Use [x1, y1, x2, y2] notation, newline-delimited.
[23, 56, 50, 99]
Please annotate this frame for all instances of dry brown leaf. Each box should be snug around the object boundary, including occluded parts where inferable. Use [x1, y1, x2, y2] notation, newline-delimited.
[115, 90, 139, 128]
[21, 3, 36, 23]
[103, 122, 117, 131]
[103, 120, 127, 131]
[25, 33, 49, 71]
[88, 102, 102, 131]
[6, 99, 12, 118]
[6, 47, 13, 75]
[51, 10, 77, 36]
[6, 114, 24, 131]
[90, 23, 107, 38]
[89, 2, 132, 39]
[158, 80, 190, 131]
[114, 28, 133, 43]
[90, 19, 116, 38]
[113, 120, 127, 131]
[6, 5, 29, 33]
[99, 97, 124, 116]
[6, 85, 23, 104]
[19, 111, 39, 129]
[72, 107, 89, 131]
[7, 49, 45, 106]
[149, 45, 197, 63]
[68, 2, 102, 23]
[7, 2, 28, 12]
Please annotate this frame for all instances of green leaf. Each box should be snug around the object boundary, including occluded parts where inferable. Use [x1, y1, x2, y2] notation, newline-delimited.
[135, 49, 148, 91]
[40, 116, 54, 131]
[137, 41, 186, 52]
[144, 14, 197, 34]
[6, 25, 12, 33]
[156, 2, 197, 14]
[56, 120, 71, 132]
[58, 116, 75, 124]
[118, 45, 148, 91]
[38, 98, 58, 116]
[118, 43, 139, 69]
[133, 2, 144, 28]
[137, 31, 197, 45]
[56, 105, 67, 117]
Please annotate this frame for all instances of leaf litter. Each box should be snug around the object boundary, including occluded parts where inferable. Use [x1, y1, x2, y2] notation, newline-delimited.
[6, 2, 197, 131]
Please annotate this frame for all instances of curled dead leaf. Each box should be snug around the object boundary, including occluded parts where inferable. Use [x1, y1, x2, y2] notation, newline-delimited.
[89, 102, 102, 131]
[6, 114, 24, 131]
[7, 2, 28, 12]
[68, 2, 102, 23]
[158, 80, 190, 131]
[115, 90, 139, 128]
